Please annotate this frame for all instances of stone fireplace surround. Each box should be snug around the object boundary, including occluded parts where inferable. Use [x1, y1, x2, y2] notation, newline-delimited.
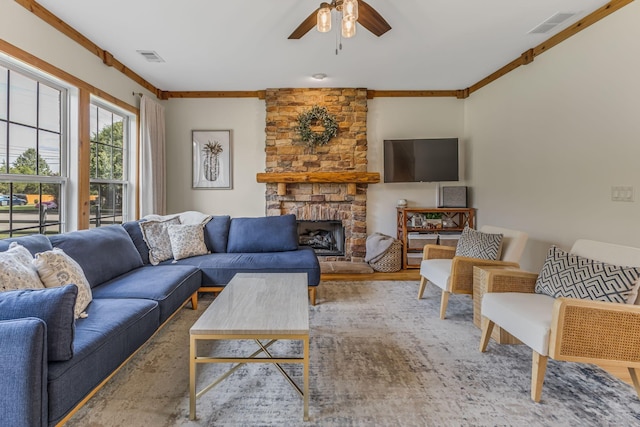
[261, 88, 376, 261]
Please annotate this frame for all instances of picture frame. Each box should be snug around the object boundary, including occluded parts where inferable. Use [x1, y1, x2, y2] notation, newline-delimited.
[192, 130, 232, 189]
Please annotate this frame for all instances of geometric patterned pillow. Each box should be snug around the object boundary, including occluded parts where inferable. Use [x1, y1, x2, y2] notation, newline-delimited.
[139, 217, 181, 265]
[534, 245, 640, 304]
[34, 248, 93, 319]
[454, 227, 503, 260]
[167, 223, 209, 261]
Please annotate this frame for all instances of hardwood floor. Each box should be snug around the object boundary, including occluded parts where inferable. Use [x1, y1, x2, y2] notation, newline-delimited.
[320, 268, 421, 282]
[320, 269, 634, 388]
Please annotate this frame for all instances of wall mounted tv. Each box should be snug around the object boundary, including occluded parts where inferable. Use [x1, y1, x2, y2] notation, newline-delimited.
[383, 138, 459, 183]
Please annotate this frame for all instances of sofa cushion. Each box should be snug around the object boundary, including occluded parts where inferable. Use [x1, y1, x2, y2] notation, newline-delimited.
[91, 265, 201, 323]
[0, 243, 45, 292]
[47, 297, 159, 426]
[170, 246, 321, 286]
[0, 285, 77, 361]
[49, 226, 144, 287]
[0, 234, 53, 256]
[419, 258, 453, 291]
[122, 220, 150, 264]
[167, 223, 209, 260]
[34, 248, 93, 319]
[227, 214, 298, 253]
[140, 217, 181, 265]
[534, 245, 640, 304]
[455, 227, 503, 260]
[203, 215, 231, 253]
[482, 292, 555, 356]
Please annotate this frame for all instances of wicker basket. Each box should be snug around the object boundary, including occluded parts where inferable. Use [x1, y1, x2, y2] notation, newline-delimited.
[369, 239, 402, 272]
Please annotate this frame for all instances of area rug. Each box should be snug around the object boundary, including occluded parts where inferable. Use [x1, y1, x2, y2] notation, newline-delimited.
[66, 281, 640, 426]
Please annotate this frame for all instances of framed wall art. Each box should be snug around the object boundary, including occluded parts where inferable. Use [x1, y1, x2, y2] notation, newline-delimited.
[192, 130, 232, 189]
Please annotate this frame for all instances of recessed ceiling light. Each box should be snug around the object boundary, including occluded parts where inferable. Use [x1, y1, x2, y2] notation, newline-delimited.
[312, 73, 327, 80]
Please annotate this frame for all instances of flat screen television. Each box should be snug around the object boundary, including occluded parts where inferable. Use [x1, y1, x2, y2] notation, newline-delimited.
[383, 138, 459, 183]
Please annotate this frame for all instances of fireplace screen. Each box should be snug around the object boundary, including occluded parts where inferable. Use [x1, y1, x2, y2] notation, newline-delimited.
[297, 220, 345, 256]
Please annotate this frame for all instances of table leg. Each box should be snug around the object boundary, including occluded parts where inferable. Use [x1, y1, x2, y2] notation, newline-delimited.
[189, 336, 196, 420]
[303, 335, 309, 421]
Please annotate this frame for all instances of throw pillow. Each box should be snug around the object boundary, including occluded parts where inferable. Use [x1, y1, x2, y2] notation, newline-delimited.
[139, 216, 181, 265]
[0, 242, 45, 292]
[455, 227, 503, 260]
[34, 248, 93, 319]
[167, 223, 210, 260]
[534, 245, 640, 304]
[0, 285, 77, 361]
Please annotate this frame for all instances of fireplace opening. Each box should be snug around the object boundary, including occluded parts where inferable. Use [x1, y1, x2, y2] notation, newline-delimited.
[297, 220, 345, 256]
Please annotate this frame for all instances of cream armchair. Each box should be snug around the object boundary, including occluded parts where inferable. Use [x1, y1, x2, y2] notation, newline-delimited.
[418, 225, 528, 319]
[479, 239, 640, 402]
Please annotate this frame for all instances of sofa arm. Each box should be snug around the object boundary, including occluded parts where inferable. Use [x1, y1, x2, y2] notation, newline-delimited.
[482, 269, 538, 294]
[0, 318, 48, 427]
[423, 244, 456, 260]
[549, 298, 640, 365]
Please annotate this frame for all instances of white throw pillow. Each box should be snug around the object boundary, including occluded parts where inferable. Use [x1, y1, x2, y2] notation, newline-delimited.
[140, 217, 181, 265]
[167, 223, 210, 260]
[0, 242, 45, 292]
[34, 248, 92, 319]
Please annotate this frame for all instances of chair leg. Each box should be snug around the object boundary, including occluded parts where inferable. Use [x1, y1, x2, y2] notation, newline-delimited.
[190, 292, 198, 310]
[479, 317, 495, 352]
[531, 351, 548, 402]
[439, 291, 450, 320]
[629, 368, 640, 398]
[418, 276, 427, 299]
[308, 287, 317, 306]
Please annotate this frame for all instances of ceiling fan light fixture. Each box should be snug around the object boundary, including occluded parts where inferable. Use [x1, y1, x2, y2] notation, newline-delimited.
[317, 3, 332, 33]
[342, 0, 358, 21]
[342, 17, 356, 38]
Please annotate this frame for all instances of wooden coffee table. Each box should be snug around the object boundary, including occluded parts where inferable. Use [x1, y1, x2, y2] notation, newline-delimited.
[189, 272, 310, 421]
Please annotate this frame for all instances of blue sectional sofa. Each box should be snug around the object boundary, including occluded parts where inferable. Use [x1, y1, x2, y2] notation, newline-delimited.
[0, 213, 320, 427]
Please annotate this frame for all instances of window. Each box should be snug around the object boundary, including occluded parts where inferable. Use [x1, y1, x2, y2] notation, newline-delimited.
[0, 62, 66, 238]
[89, 101, 128, 227]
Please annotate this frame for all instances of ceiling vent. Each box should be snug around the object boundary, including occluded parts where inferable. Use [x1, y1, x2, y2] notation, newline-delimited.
[136, 50, 165, 63]
[529, 12, 577, 34]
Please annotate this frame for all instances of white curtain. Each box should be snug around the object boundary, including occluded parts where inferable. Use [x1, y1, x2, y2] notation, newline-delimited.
[139, 95, 166, 216]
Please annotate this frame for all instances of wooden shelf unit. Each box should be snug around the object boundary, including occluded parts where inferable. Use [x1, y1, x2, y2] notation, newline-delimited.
[396, 207, 475, 269]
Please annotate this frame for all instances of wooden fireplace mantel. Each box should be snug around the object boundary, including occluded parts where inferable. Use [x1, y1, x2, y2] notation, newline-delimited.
[256, 172, 381, 196]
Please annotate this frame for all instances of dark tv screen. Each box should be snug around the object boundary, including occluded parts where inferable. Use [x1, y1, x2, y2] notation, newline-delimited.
[384, 138, 459, 183]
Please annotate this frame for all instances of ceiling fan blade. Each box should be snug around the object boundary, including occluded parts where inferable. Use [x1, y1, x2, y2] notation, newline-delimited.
[358, 0, 392, 37]
[288, 8, 320, 39]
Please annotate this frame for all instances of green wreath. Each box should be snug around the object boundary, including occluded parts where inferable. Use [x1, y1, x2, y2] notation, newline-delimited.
[295, 105, 338, 147]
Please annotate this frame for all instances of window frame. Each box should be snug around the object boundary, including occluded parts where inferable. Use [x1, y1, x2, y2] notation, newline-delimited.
[0, 59, 69, 237]
[88, 97, 131, 228]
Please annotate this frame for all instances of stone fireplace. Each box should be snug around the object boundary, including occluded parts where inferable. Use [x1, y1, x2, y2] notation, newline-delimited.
[260, 88, 377, 261]
[297, 220, 345, 256]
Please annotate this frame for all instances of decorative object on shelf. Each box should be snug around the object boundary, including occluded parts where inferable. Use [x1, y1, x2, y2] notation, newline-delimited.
[295, 106, 338, 148]
[424, 212, 443, 229]
[396, 199, 407, 207]
[192, 130, 232, 189]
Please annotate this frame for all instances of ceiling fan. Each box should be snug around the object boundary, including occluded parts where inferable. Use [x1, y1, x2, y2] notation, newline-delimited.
[288, 0, 392, 39]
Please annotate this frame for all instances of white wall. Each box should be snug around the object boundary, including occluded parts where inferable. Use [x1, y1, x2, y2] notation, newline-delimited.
[465, 1, 640, 271]
[367, 98, 466, 237]
[162, 96, 465, 230]
[164, 98, 266, 217]
[0, 0, 153, 105]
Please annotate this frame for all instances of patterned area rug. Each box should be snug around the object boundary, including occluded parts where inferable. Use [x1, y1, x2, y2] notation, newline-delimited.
[66, 281, 640, 426]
